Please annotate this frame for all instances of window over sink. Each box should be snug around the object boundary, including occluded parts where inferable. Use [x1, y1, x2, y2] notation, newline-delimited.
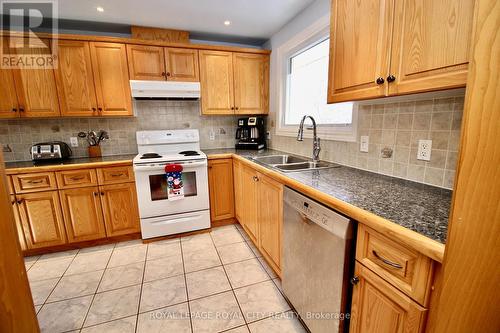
[275, 21, 357, 142]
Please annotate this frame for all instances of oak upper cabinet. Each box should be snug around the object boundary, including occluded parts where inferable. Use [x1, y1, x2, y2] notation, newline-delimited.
[59, 187, 106, 242]
[165, 48, 200, 81]
[328, 0, 393, 103]
[389, 0, 474, 95]
[11, 38, 61, 117]
[55, 40, 99, 116]
[127, 45, 166, 81]
[16, 191, 67, 249]
[239, 164, 259, 243]
[257, 174, 283, 275]
[199, 51, 270, 115]
[350, 263, 427, 333]
[0, 68, 20, 118]
[90, 42, 133, 116]
[328, 0, 474, 102]
[100, 182, 140, 237]
[199, 50, 235, 114]
[208, 158, 235, 222]
[233, 53, 269, 114]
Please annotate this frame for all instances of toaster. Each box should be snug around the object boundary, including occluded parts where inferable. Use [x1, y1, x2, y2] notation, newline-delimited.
[30, 141, 72, 161]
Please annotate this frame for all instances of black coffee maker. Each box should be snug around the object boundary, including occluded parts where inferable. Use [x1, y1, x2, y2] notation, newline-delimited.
[235, 117, 266, 150]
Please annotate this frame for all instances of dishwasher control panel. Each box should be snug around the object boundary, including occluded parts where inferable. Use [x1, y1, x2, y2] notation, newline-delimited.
[284, 189, 351, 239]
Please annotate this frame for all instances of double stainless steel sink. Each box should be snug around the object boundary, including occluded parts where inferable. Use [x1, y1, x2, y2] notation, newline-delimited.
[251, 154, 340, 173]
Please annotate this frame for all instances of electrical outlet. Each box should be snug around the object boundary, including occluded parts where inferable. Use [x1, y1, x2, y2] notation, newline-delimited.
[209, 129, 215, 141]
[417, 139, 432, 161]
[70, 137, 79, 147]
[360, 136, 369, 152]
[266, 131, 271, 140]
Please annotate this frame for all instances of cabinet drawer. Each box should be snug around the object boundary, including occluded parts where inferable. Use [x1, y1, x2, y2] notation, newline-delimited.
[356, 225, 434, 305]
[97, 166, 134, 185]
[56, 169, 98, 189]
[12, 172, 57, 193]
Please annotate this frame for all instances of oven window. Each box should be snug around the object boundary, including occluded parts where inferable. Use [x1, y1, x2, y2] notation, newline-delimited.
[149, 172, 198, 201]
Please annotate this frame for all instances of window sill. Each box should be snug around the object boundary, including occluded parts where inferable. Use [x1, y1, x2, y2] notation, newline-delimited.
[274, 127, 357, 142]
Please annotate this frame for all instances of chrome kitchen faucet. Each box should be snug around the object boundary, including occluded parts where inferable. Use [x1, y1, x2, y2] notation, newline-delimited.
[297, 115, 321, 163]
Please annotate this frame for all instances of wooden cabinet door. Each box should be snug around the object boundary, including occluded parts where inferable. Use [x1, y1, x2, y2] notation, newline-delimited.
[208, 159, 235, 222]
[257, 173, 282, 273]
[233, 53, 269, 114]
[199, 50, 234, 114]
[350, 263, 427, 333]
[0, 68, 20, 118]
[59, 187, 106, 243]
[389, 0, 474, 95]
[165, 48, 200, 82]
[11, 38, 61, 117]
[239, 164, 259, 243]
[127, 44, 166, 81]
[55, 40, 98, 116]
[233, 159, 244, 223]
[17, 191, 67, 249]
[90, 42, 133, 116]
[11, 195, 27, 251]
[100, 182, 140, 237]
[328, 0, 394, 103]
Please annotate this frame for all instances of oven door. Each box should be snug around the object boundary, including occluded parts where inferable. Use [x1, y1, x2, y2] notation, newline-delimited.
[133, 159, 210, 218]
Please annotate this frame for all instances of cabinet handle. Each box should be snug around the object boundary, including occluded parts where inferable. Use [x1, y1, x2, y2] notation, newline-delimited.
[235, 107, 239, 110]
[386, 75, 396, 83]
[92, 107, 97, 112]
[253, 175, 259, 182]
[110, 173, 124, 177]
[350, 276, 359, 285]
[17, 199, 24, 205]
[98, 107, 103, 112]
[372, 250, 403, 269]
[70, 176, 85, 181]
[93, 192, 99, 196]
[19, 107, 25, 112]
[166, 72, 171, 77]
[375, 77, 385, 85]
[100, 191, 105, 196]
[27, 179, 43, 184]
[12, 108, 17, 112]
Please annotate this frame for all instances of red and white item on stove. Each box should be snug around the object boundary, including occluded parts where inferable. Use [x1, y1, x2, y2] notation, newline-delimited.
[133, 130, 210, 239]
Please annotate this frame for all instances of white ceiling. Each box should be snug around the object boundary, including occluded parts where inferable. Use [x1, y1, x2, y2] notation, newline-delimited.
[53, 0, 315, 40]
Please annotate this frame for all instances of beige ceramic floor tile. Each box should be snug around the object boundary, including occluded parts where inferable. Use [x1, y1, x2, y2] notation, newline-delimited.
[137, 302, 191, 333]
[47, 270, 103, 302]
[30, 278, 59, 305]
[37, 295, 93, 333]
[186, 266, 231, 300]
[65, 252, 112, 276]
[189, 291, 245, 333]
[144, 254, 184, 282]
[84, 285, 141, 327]
[225, 258, 269, 289]
[28, 258, 73, 281]
[147, 239, 182, 260]
[81, 315, 137, 333]
[234, 281, 290, 323]
[98, 261, 144, 292]
[217, 242, 255, 264]
[107, 246, 147, 268]
[183, 246, 221, 273]
[140, 274, 187, 312]
[248, 312, 307, 333]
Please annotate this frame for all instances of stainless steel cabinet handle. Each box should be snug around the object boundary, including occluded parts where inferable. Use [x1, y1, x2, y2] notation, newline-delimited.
[27, 179, 43, 184]
[350, 276, 359, 285]
[70, 176, 85, 181]
[372, 250, 403, 269]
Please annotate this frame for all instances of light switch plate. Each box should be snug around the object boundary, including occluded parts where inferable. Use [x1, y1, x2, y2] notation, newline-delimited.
[70, 137, 79, 147]
[360, 136, 369, 152]
[417, 139, 432, 161]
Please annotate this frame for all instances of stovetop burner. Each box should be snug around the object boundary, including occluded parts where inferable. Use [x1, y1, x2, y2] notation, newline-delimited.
[140, 153, 162, 159]
[179, 150, 201, 156]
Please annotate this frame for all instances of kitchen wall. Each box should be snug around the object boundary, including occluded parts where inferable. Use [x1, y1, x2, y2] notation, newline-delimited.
[269, 94, 464, 189]
[0, 100, 238, 162]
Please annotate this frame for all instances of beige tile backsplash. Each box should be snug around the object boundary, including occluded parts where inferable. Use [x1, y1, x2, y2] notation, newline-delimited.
[0, 100, 238, 162]
[269, 94, 464, 190]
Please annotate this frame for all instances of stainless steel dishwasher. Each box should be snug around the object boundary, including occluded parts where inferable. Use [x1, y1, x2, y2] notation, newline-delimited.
[282, 187, 354, 333]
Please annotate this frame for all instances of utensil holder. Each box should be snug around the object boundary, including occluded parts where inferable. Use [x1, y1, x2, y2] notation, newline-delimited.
[88, 145, 102, 158]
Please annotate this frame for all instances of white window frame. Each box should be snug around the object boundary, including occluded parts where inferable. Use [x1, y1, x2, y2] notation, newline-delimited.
[274, 14, 358, 142]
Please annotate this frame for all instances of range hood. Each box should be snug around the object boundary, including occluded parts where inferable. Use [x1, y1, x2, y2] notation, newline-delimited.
[130, 80, 200, 99]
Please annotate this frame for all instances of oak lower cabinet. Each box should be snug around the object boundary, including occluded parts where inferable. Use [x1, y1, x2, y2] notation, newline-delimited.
[59, 187, 106, 242]
[350, 263, 427, 333]
[233, 160, 283, 275]
[328, 0, 474, 102]
[16, 191, 67, 249]
[11, 195, 27, 251]
[208, 159, 235, 222]
[257, 173, 283, 275]
[100, 182, 140, 237]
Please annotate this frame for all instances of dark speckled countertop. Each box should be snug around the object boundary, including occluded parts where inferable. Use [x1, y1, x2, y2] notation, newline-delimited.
[4, 154, 137, 170]
[204, 148, 451, 244]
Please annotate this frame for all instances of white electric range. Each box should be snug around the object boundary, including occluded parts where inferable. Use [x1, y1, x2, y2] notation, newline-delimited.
[133, 129, 210, 239]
